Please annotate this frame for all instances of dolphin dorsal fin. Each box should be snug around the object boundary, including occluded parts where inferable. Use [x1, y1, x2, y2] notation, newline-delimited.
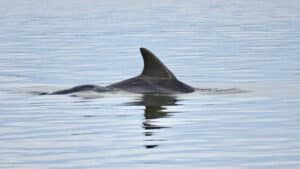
[139, 48, 176, 79]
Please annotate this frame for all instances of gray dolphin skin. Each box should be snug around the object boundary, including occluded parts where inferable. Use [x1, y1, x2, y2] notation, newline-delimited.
[51, 48, 195, 95]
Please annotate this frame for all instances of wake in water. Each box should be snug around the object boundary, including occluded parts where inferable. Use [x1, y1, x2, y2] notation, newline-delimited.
[194, 88, 248, 95]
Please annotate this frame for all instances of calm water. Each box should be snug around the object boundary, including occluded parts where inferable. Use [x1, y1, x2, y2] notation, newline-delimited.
[1, 0, 300, 169]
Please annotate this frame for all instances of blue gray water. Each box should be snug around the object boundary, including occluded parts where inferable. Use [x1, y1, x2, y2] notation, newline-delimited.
[1, 0, 300, 169]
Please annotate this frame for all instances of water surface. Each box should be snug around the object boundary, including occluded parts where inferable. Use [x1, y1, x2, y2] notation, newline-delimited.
[1, 1, 300, 169]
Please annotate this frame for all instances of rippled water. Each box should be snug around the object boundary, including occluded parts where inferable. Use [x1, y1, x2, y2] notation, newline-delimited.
[1, 1, 300, 169]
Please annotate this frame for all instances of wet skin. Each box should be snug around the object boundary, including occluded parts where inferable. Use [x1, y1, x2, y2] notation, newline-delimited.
[50, 48, 194, 95]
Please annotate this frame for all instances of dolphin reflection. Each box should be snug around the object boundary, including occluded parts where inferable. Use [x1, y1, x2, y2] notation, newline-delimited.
[127, 94, 179, 149]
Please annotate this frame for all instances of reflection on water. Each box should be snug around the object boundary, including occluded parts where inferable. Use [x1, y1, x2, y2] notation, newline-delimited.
[127, 94, 178, 149]
[1, 0, 300, 168]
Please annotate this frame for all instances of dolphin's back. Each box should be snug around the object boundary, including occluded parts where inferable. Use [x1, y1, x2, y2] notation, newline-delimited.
[49, 48, 194, 95]
[108, 77, 194, 94]
[107, 48, 194, 94]
[52, 85, 110, 95]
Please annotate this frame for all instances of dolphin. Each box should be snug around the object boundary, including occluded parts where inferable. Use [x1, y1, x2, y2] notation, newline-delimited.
[49, 48, 194, 95]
